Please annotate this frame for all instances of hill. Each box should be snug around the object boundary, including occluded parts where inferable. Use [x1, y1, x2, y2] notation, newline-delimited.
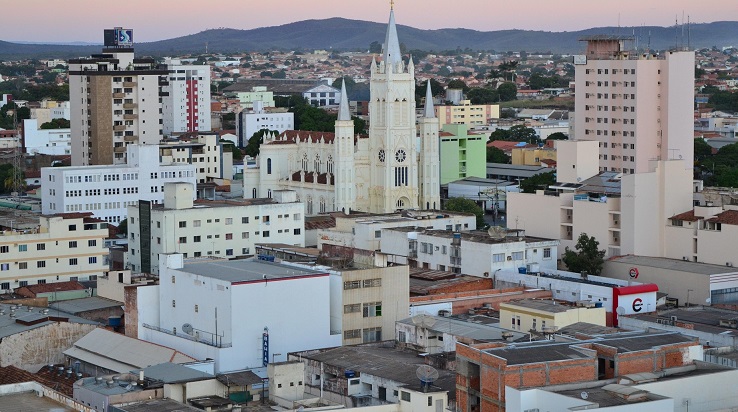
[1, 19, 737, 59]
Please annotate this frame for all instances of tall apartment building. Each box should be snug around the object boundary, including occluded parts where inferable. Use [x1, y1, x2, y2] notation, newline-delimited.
[41, 144, 196, 224]
[68, 28, 167, 166]
[159, 133, 233, 183]
[0, 214, 109, 289]
[435, 100, 500, 128]
[126, 184, 305, 274]
[161, 58, 211, 136]
[235, 101, 294, 147]
[574, 36, 694, 173]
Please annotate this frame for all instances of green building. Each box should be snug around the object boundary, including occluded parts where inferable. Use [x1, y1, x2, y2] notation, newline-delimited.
[439, 124, 487, 184]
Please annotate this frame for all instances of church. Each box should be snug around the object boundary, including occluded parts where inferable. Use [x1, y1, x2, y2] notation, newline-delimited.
[243, 7, 441, 215]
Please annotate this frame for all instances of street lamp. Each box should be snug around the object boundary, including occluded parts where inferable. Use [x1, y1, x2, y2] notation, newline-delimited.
[272, 353, 282, 364]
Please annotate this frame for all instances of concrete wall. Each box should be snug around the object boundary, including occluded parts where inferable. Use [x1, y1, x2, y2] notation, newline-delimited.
[636, 368, 738, 412]
[0, 322, 98, 371]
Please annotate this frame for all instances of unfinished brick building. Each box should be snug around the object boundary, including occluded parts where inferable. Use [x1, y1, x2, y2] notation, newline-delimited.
[456, 331, 700, 411]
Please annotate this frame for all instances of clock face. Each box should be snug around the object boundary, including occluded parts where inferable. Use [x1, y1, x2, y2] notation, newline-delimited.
[378, 149, 386, 162]
[395, 149, 406, 163]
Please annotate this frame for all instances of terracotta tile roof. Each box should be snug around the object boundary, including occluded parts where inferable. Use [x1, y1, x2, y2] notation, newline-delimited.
[15, 281, 86, 297]
[487, 140, 525, 151]
[708, 210, 738, 225]
[540, 159, 557, 166]
[670, 210, 699, 222]
[305, 215, 336, 230]
[0, 364, 78, 396]
[439, 131, 455, 137]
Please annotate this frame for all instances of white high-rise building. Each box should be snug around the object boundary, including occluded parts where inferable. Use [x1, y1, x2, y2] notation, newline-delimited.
[68, 29, 166, 166]
[161, 58, 211, 136]
[243, 7, 441, 215]
[235, 101, 294, 147]
[574, 36, 694, 174]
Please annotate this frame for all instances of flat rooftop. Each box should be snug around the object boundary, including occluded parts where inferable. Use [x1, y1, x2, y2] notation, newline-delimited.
[50, 296, 122, 315]
[179, 259, 326, 283]
[0, 302, 98, 339]
[397, 315, 526, 342]
[607, 255, 736, 275]
[625, 307, 738, 337]
[0, 392, 75, 411]
[109, 398, 202, 412]
[502, 299, 583, 313]
[387, 227, 556, 245]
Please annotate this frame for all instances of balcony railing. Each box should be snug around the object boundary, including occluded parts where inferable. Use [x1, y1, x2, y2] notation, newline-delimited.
[142, 323, 232, 348]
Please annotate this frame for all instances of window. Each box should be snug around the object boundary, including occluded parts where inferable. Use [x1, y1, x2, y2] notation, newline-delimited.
[225, 218, 233, 225]
[344, 329, 361, 339]
[293, 228, 301, 235]
[37, 261, 46, 268]
[363, 327, 382, 342]
[18, 244, 27, 252]
[195, 305, 199, 313]
[0, 246, 7, 253]
[226, 249, 234, 256]
[172, 300, 176, 307]
[362, 278, 381, 288]
[179, 221, 186, 228]
[19, 262, 27, 269]
[179, 237, 187, 244]
[69, 241, 78, 248]
[242, 217, 249, 224]
[493, 253, 505, 263]
[375, 230, 381, 238]
[401, 391, 411, 402]
[89, 257, 97, 264]
[242, 232, 249, 239]
[532, 318, 537, 330]
[0, 263, 8, 271]
[543, 248, 551, 259]
[37, 279, 47, 284]
[363, 302, 382, 317]
[193, 220, 201, 227]
[69, 258, 78, 265]
[69, 224, 77, 231]
[428, 396, 433, 407]
[344, 280, 361, 290]
[225, 233, 233, 240]
[194, 236, 201, 242]
[262, 231, 269, 237]
[344, 304, 361, 313]
[512, 251, 524, 260]
[0, 282, 8, 290]
[88, 240, 96, 247]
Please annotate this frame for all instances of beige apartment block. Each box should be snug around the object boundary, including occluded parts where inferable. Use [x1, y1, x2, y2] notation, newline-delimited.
[500, 299, 606, 334]
[0, 214, 109, 290]
[435, 100, 500, 127]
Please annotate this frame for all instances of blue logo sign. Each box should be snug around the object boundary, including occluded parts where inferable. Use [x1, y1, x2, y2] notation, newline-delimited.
[116, 29, 133, 46]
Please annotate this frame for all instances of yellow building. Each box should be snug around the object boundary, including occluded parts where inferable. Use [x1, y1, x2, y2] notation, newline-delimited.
[435, 100, 499, 128]
[500, 299, 606, 333]
[511, 146, 557, 166]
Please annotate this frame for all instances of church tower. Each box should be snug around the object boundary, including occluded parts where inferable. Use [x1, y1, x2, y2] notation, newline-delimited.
[367, 6, 419, 213]
[419, 81, 440, 210]
[334, 80, 356, 214]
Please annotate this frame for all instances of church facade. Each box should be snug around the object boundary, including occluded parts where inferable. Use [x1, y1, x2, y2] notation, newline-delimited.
[243, 8, 440, 215]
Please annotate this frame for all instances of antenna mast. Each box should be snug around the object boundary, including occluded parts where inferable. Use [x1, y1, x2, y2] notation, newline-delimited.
[11, 109, 23, 203]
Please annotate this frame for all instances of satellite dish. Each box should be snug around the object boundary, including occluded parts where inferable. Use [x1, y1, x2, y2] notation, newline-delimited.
[182, 323, 194, 335]
[616, 306, 625, 316]
[581, 391, 589, 400]
[411, 312, 437, 329]
[487, 226, 506, 240]
[416, 365, 439, 392]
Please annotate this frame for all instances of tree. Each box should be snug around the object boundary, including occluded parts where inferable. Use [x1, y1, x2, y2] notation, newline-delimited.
[40, 118, 71, 129]
[520, 171, 555, 193]
[694, 138, 713, 162]
[562, 233, 606, 275]
[508, 125, 538, 142]
[486, 146, 509, 163]
[488, 128, 512, 141]
[244, 129, 278, 157]
[117, 219, 128, 236]
[447, 79, 468, 92]
[547, 132, 568, 141]
[221, 140, 244, 161]
[443, 197, 486, 229]
[497, 82, 517, 102]
[467, 87, 499, 104]
[369, 41, 382, 54]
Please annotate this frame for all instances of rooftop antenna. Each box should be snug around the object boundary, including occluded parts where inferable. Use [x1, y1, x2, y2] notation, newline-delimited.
[416, 365, 439, 393]
[681, 11, 686, 49]
[687, 15, 691, 50]
[10, 108, 22, 205]
[675, 16, 679, 50]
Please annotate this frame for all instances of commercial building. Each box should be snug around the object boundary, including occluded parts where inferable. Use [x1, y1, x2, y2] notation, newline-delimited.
[235, 101, 294, 147]
[41, 144, 197, 224]
[158, 133, 234, 183]
[228, 85, 275, 109]
[137, 255, 341, 372]
[439, 124, 487, 184]
[160, 58, 211, 136]
[499, 299, 606, 333]
[380, 227, 559, 276]
[68, 28, 167, 166]
[302, 83, 340, 107]
[574, 36, 694, 173]
[435, 100, 500, 128]
[0, 213, 109, 289]
[23, 118, 71, 156]
[126, 183, 305, 274]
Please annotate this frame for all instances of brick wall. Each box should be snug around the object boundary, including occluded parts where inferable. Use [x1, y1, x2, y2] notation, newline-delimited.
[411, 288, 552, 314]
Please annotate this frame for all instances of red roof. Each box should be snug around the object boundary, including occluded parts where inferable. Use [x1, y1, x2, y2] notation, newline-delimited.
[708, 210, 738, 226]
[487, 140, 525, 151]
[669, 210, 699, 222]
[15, 281, 86, 297]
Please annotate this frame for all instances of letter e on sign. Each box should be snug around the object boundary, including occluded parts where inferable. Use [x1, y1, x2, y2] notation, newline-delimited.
[629, 268, 639, 279]
[632, 298, 643, 312]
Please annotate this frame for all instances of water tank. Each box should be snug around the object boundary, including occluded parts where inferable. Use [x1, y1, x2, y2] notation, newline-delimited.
[594, 302, 603, 308]
[108, 316, 122, 327]
[344, 370, 356, 378]
[518, 267, 527, 274]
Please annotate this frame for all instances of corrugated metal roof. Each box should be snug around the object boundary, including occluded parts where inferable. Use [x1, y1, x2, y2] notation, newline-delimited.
[65, 329, 196, 372]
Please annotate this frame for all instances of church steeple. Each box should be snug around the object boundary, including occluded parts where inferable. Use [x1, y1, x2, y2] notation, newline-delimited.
[383, 7, 402, 67]
[424, 80, 435, 118]
[338, 79, 351, 121]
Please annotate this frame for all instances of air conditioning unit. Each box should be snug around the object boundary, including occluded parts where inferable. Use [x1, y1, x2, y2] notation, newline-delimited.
[683, 256, 689, 261]
[727, 262, 733, 267]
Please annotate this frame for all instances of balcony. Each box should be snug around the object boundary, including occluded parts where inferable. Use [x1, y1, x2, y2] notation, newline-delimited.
[112, 93, 125, 98]
[113, 125, 126, 132]
[123, 135, 138, 142]
[123, 103, 137, 109]
[123, 81, 137, 87]
[113, 146, 126, 153]
[123, 114, 138, 120]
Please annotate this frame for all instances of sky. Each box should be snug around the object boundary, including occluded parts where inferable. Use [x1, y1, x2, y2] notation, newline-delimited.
[2, 0, 735, 43]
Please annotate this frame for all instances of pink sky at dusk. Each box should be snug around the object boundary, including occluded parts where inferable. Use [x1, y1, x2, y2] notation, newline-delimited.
[2, 0, 735, 43]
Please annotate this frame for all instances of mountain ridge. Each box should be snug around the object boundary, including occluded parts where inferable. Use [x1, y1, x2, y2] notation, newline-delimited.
[1, 19, 737, 59]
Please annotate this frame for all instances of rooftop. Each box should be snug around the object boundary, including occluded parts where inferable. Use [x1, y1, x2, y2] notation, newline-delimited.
[178, 259, 327, 283]
[133, 362, 214, 384]
[217, 369, 263, 387]
[501, 299, 584, 313]
[625, 306, 738, 337]
[0, 302, 98, 340]
[607, 255, 736, 276]
[0, 392, 74, 411]
[397, 315, 526, 342]
[50, 296, 122, 315]
[108, 398, 202, 412]
[387, 227, 556, 246]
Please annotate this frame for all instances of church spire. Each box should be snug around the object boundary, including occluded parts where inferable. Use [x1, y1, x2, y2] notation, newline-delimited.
[338, 79, 351, 121]
[424, 80, 435, 118]
[383, 6, 402, 67]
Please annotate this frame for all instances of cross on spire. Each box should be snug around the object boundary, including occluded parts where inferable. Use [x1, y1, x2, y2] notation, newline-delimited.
[390, 0, 394, 10]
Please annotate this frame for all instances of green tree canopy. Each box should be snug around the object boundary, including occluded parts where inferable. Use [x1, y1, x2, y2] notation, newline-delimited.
[369, 41, 382, 54]
[497, 82, 518, 102]
[40, 118, 70, 129]
[520, 171, 555, 193]
[244, 129, 279, 158]
[117, 219, 128, 236]
[694, 138, 713, 162]
[508, 125, 538, 142]
[467, 87, 499, 104]
[547, 132, 568, 140]
[486, 146, 509, 163]
[447, 79, 468, 92]
[443, 197, 486, 229]
[562, 233, 606, 275]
